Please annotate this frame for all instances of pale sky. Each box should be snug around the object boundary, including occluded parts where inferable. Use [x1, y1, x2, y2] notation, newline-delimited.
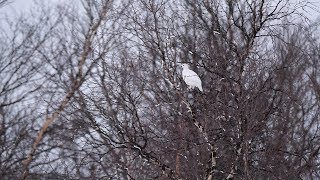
[1, 0, 319, 29]
[1, 0, 72, 17]
[2, 0, 319, 19]
[2, 0, 39, 14]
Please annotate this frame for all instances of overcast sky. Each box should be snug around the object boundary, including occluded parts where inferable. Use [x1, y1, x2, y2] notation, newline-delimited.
[1, 0, 75, 17]
[2, 0, 40, 14]
[1, 0, 319, 24]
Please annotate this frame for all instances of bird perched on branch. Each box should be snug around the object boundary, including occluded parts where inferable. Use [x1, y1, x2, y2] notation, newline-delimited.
[181, 63, 203, 92]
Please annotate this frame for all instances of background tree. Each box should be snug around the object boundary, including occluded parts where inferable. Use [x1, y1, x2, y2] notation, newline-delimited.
[0, 0, 319, 179]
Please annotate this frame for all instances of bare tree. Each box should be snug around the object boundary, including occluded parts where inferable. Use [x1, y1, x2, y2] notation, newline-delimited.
[1, 0, 320, 179]
[0, 0, 10, 8]
[55, 0, 320, 179]
[19, 0, 126, 179]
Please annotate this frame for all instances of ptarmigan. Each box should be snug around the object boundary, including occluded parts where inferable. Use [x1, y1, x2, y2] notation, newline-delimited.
[181, 64, 203, 92]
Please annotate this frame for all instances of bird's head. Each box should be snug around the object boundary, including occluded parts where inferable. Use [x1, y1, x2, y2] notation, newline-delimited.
[180, 63, 190, 69]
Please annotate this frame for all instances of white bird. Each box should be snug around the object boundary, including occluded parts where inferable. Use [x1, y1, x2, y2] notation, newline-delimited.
[181, 64, 203, 92]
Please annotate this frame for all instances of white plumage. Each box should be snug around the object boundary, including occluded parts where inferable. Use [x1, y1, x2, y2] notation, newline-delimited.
[181, 64, 203, 92]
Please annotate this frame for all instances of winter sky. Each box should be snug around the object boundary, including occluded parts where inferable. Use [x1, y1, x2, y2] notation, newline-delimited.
[2, 0, 320, 21]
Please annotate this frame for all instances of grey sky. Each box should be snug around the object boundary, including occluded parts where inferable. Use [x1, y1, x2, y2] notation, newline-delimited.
[2, 0, 319, 19]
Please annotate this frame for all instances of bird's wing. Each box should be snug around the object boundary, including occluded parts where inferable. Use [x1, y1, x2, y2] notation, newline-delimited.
[182, 69, 202, 91]
[182, 69, 198, 79]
